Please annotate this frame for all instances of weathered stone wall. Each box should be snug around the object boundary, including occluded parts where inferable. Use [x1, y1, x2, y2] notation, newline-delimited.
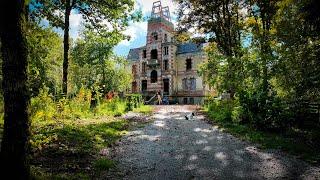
[175, 52, 206, 93]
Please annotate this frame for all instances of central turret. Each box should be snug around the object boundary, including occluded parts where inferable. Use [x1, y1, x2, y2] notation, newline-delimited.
[142, 1, 175, 95]
[147, 1, 174, 44]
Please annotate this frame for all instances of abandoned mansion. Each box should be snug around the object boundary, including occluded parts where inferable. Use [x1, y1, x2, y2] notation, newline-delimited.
[127, 1, 210, 104]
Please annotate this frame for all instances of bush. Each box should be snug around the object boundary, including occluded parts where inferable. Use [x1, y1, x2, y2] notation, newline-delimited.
[31, 87, 57, 122]
[93, 158, 115, 172]
[207, 99, 239, 123]
[238, 90, 294, 131]
[96, 98, 127, 116]
[125, 94, 143, 111]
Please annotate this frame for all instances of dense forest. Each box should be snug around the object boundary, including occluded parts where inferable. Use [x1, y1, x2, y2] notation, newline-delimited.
[0, 0, 319, 179]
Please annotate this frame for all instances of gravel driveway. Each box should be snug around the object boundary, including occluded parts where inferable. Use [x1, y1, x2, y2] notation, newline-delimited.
[105, 105, 320, 180]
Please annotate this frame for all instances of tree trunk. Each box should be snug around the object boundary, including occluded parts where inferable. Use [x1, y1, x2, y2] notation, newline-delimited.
[0, 0, 30, 178]
[63, 0, 71, 95]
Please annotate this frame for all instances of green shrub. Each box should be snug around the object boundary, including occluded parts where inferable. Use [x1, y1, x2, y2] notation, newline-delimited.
[207, 99, 234, 122]
[31, 87, 56, 123]
[125, 94, 143, 111]
[96, 98, 127, 116]
[238, 90, 294, 131]
[93, 158, 115, 172]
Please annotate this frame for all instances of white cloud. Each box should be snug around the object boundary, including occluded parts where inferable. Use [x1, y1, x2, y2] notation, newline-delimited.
[70, 11, 82, 28]
[69, 10, 83, 39]
[119, 0, 178, 46]
[119, 21, 148, 46]
[67, 0, 178, 41]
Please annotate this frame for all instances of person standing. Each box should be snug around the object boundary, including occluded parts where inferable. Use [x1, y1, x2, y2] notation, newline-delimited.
[157, 91, 162, 105]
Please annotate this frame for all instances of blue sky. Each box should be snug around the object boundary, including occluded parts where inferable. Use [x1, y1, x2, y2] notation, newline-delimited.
[67, 0, 178, 58]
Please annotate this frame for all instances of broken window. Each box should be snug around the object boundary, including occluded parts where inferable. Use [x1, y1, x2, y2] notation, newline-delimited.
[132, 65, 137, 74]
[151, 49, 157, 59]
[182, 78, 188, 90]
[142, 62, 146, 73]
[142, 80, 147, 91]
[143, 49, 146, 58]
[186, 58, 192, 70]
[190, 78, 196, 90]
[151, 70, 158, 83]
[152, 32, 158, 41]
[164, 60, 169, 71]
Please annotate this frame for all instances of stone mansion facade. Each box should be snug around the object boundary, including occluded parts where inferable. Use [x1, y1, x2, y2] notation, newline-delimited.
[127, 1, 210, 104]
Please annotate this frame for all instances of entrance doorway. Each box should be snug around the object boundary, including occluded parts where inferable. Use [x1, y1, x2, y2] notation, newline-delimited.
[141, 80, 147, 92]
[163, 78, 169, 94]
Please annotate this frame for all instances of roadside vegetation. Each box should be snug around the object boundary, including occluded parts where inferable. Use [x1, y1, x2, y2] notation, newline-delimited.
[0, 88, 152, 178]
[204, 99, 320, 164]
[177, 0, 320, 164]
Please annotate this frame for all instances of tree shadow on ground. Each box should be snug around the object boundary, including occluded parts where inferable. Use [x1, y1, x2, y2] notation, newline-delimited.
[106, 108, 319, 179]
[30, 119, 128, 178]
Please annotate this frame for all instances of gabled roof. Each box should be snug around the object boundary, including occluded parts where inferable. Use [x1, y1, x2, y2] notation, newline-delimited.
[127, 48, 140, 61]
[177, 42, 204, 54]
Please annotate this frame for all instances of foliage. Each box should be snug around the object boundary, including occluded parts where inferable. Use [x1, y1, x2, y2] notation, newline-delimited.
[70, 31, 132, 95]
[30, 0, 140, 33]
[182, 0, 320, 132]
[29, 0, 141, 94]
[132, 105, 154, 115]
[26, 23, 63, 97]
[93, 158, 115, 172]
[204, 100, 320, 164]
[0, 86, 149, 178]
[125, 94, 143, 111]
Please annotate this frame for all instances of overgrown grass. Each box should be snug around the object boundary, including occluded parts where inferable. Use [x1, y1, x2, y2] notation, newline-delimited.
[132, 105, 154, 115]
[204, 102, 320, 164]
[0, 88, 152, 178]
[29, 116, 128, 178]
[93, 158, 115, 172]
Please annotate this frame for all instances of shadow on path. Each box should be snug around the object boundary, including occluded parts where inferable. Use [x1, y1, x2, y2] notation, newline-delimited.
[104, 105, 320, 180]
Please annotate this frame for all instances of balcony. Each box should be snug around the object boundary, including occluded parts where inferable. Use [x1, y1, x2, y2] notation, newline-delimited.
[147, 59, 160, 67]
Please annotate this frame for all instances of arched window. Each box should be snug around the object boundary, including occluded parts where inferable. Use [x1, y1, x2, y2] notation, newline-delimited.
[164, 34, 168, 42]
[151, 49, 157, 59]
[151, 70, 158, 83]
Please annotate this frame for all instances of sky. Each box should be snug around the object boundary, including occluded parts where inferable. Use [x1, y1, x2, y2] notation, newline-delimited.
[67, 0, 179, 58]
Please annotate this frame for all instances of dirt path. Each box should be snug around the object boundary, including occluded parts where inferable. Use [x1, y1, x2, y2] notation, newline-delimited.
[104, 105, 320, 180]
